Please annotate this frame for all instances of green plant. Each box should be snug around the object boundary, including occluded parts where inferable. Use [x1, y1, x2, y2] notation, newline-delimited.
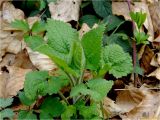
[11, 19, 133, 119]
[0, 98, 14, 119]
[130, 11, 149, 45]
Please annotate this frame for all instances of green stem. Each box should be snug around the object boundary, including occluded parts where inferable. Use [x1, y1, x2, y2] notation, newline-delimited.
[111, 21, 125, 35]
[58, 91, 70, 105]
[65, 72, 76, 86]
[78, 70, 85, 84]
[100, 101, 105, 120]
[74, 95, 84, 103]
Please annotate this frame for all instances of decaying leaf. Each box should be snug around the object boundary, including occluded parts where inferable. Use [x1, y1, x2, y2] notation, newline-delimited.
[0, 2, 26, 61]
[112, 2, 154, 42]
[116, 85, 160, 120]
[27, 16, 40, 29]
[12, 50, 36, 70]
[0, 30, 26, 62]
[0, 66, 31, 98]
[148, 1, 160, 35]
[152, 35, 160, 50]
[103, 97, 121, 118]
[140, 46, 155, 74]
[79, 23, 91, 38]
[26, 47, 57, 71]
[48, 0, 82, 22]
[1, 2, 24, 30]
[150, 53, 160, 67]
[0, 54, 15, 67]
[147, 68, 160, 80]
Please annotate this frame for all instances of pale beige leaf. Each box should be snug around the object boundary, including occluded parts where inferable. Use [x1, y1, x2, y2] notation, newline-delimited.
[0, 2, 26, 61]
[147, 68, 160, 80]
[26, 47, 57, 71]
[0, 66, 31, 98]
[150, 53, 160, 67]
[2, 2, 24, 30]
[0, 53, 15, 67]
[79, 23, 91, 39]
[103, 97, 122, 118]
[148, 1, 160, 35]
[27, 16, 39, 29]
[0, 35, 26, 62]
[112, 2, 154, 42]
[49, 0, 82, 22]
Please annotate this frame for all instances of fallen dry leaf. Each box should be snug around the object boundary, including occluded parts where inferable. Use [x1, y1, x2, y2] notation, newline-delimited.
[2, 2, 24, 30]
[112, 2, 154, 42]
[49, 0, 82, 22]
[12, 50, 36, 70]
[0, 53, 15, 67]
[150, 53, 160, 67]
[27, 16, 39, 29]
[0, 66, 31, 98]
[148, 1, 160, 36]
[140, 46, 155, 74]
[0, 2, 26, 61]
[26, 47, 57, 71]
[138, 45, 146, 60]
[116, 85, 160, 120]
[0, 30, 26, 62]
[79, 23, 91, 38]
[103, 97, 122, 118]
[147, 68, 160, 80]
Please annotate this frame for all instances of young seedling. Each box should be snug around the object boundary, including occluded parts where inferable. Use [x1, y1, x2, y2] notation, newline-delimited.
[130, 11, 149, 45]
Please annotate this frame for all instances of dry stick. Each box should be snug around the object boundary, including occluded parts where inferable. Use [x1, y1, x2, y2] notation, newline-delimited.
[127, 0, 138, 87]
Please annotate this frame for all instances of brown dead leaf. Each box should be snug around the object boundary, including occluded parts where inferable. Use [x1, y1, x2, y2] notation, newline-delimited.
[49, 0, 82, 22]
[147, 68, 160, 80]
[140, 46, 155, 74]
[112, 2, 154, 42]
[116, 85, 160, 120]
[0, 66, 31, 98]
[116, 87, 144, 113]
[12, 50, 36, 70]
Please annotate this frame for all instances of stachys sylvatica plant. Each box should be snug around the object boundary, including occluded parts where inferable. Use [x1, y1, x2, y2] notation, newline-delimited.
[10, 19, 133, 119]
